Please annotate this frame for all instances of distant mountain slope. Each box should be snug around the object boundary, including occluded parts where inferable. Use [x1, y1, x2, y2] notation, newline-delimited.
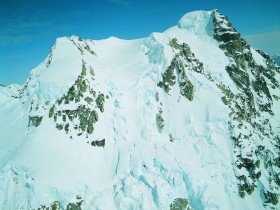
[272, 55, 280, 66]
[0, 10, 279, 210]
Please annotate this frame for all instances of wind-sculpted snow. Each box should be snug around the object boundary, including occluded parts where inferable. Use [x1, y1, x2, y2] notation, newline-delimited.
[0, 10, 279, 210]
[178, 10, 213, 36]
[0, 165, 35, 210]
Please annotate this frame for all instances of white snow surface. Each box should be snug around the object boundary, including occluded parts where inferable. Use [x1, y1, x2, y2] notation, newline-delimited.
[178, 10, 214, 36]
[0, 10, 278, 210]
[250, 47, 267, 68]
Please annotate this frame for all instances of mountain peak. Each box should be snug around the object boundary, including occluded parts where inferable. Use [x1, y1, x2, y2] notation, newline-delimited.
[178, 10, 214, 35]
[0, 9, 280, 210]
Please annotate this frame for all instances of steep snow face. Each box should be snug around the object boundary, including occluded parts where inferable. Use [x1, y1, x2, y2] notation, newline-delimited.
[29, 37, 85, 100]
[91, 37, 149, 86]
[178, 10, 214, 36]
[250, 47, 267, 68]
[0, 10, 280, 210]
[163, 26, 233, 87]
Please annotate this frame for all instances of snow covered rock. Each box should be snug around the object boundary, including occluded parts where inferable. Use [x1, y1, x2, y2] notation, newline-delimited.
[0, 10, 279, 210]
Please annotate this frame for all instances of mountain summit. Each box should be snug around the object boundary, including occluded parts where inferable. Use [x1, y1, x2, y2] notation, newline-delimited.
[0, 10, 279, 210]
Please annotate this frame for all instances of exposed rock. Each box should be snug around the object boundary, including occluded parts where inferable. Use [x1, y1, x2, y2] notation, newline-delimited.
[170, 198, 192, 210]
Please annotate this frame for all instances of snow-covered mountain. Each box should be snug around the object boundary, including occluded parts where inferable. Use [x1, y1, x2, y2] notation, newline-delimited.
[0, 10, 279, 210]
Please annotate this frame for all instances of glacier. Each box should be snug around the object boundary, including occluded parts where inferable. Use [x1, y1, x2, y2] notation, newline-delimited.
[0, 10, 279, 210]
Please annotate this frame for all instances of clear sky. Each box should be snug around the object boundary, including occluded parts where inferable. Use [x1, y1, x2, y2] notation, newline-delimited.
[0, 0, 279, 85]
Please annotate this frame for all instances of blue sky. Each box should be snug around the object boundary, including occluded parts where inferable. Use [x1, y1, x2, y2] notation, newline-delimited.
[0, 0, 279, 85]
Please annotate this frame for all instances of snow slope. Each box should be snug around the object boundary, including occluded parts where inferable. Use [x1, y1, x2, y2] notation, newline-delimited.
[0, 10, 279, 210]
